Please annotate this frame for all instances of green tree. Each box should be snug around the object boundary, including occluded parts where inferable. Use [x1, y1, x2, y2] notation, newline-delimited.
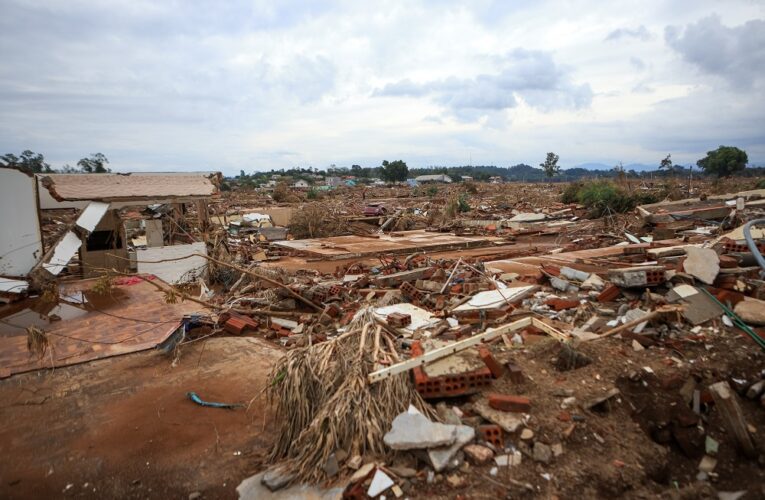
[1, 150, 53, 172]
[380, 159, 408, 182]
[351, 164, 365, 178]
[696, 146, 748, 178]
[659, 154, 673, 171]
[540, 152, 560, 178]
[77, 153, 111, 173]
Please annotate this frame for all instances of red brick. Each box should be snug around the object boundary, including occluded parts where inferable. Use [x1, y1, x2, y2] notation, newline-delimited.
[718, 254, 739, 269]
[487, 393, 531, 413]
[545, 298, 580, 311]
[478, 347, 505, 378]
[223, 313, 259, 335]
[506, 362, 524, 383]
[597, 284, 621, 302]
[478, 424, 504, 448]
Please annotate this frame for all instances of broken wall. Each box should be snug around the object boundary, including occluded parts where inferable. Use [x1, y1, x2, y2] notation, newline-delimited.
[0, 168, 43, 278]
[136, 242, 207, 284]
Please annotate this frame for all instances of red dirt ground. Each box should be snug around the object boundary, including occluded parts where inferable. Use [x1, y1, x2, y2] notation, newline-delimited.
[0, 336, 282, 499]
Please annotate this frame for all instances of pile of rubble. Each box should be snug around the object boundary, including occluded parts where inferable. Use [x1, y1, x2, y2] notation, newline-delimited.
[3, 169, 765, 498]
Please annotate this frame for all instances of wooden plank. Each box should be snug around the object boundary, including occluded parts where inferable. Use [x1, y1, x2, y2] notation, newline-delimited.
[709, 381, 757, 459]
[529, 318, 569, 341]
[367, 317, 532, 384]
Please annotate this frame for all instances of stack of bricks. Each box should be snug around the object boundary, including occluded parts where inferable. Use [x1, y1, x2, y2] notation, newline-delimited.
[410, 341, 493, 399]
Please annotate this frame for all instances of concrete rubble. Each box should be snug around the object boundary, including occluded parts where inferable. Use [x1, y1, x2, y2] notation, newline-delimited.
[2, 170, 765, 499]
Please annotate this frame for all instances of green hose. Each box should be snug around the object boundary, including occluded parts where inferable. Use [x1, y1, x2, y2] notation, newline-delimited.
[700, 288, 765, 350]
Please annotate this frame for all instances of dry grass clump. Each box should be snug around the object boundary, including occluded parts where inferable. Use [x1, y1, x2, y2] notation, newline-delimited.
[266, 308, 434, 485]
[26, 326, 49, 359]
[288, 201, 347, 239]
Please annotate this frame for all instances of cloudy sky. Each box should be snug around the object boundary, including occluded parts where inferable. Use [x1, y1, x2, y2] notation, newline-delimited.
[1, 0, 764, 175]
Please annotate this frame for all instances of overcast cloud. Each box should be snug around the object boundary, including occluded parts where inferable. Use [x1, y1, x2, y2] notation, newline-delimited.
[0, 0, 763, 174]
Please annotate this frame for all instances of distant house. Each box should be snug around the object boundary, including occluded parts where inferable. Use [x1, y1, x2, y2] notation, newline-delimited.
[461, 176, 473, 182]
[326, 176, 343, 187]
[489, 176, 503, 184]
[292, 179, 310, 189]
[415, 174, 452, 184]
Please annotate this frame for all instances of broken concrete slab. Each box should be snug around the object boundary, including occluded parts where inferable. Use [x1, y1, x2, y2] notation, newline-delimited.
[684, 247, 720, 285]
[383, 405, 457, 450]
[237, 472, 342, 499]
[428, 424, 475, 472]
[473, 399, 523, 432]
[453, 285, 537, 311]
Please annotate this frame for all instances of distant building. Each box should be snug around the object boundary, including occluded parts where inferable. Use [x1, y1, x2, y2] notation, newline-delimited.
[415, 174, 452, 183]
[292, 179, 310, 189]
[461, 176, 473, 182]
[326, 176, 343, 187]
[489, 176, 503, 184]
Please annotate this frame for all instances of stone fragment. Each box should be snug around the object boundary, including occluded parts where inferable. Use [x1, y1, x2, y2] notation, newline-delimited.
[384, 406, 457, 450]
[350, 463, 376, 483]
[388, 466, 416, 479]
[347, 455, 362, 470]
[684, 247, 720, 285]
[734, 298, 765, 326]
[238, 472, 343, 500]
[698, 455, 717, 473]
[520, 428, 534, 441]
[533, 442, 553, 464]
[261, 467, 294, 492]
[323, 453, 339, 477]
[463, 444, 494, 465]
[473, 400, 523, 432]
[428, 425, 475, 472]
[368, 469, 394, 498]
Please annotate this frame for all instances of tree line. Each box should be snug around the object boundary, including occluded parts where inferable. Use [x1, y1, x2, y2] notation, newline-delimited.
[0, 150, 111, 173]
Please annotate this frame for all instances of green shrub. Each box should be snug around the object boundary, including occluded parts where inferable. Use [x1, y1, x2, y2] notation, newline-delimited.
[573, 181, 646, 217]
[457, 193, 470, 213]
[426, 186, 439, 197]
[561, 182, 583, 204]
[756, 179, 765, 189]
[306, 187, 318, 199]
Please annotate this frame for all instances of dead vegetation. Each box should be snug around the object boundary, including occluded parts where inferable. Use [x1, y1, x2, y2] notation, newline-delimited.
[288, 201, 348, 238]
[267, 308, 434, 485]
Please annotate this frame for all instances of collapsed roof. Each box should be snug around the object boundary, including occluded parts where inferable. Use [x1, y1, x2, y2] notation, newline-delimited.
[38, 172, 221, 202]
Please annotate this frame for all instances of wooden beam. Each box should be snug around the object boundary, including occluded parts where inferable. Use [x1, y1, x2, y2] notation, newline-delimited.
[709, 381, 758, 459]
[530, 317, 569, 341]
[367, 317, 532, 384]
